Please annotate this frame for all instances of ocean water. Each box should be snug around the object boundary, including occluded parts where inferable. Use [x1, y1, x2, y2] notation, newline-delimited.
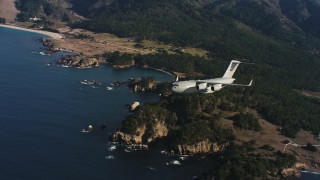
[0, 27, 211, 180]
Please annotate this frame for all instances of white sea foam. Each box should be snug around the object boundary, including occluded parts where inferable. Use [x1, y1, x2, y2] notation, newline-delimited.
[105, 155, 115, 160]
[108, 145, 117, 151]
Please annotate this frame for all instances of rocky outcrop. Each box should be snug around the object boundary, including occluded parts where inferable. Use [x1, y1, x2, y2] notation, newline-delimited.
[112, 126, 146, 144]
[41, 38, 102, 68]
[281, 163, 307, 178]
[145, 121, 169, 143]
[176, 140, 226, 155]
[56, 55, 102, 68]
[41, 38, 80, 53]
[128, 77, 157, 92]
[111, 121, 169, 146]
[41, 39, 56, 52]
[129, 101, 140, 111]
[110, 103, 230, 155]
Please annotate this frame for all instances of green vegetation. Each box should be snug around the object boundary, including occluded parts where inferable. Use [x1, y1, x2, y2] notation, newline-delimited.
[107, 51, 320, 137]
[165, 94, 220, 124]
[73, 33, 94, 40]
[232, 113, 261, 131]
[206, 142, 297, 179]
[135, 53, 207, 75]
[280, 0, 320, 38]
[14, 0, 320, 178]
[274, 151, 297, 168]
[120, 104, 178, 134]
[135, 77, 155, 89]
[0, 17, 5, 24]
[83, 0, 320, 137]
[14, 0, 80, 24]
[104, 51, 133, 66]
[127, 77, 158, 92]
[119, 93, 235, 146]
[175, 121, 234, 145]
[15, 0, 52, 21]
[304, 143, 318, 152]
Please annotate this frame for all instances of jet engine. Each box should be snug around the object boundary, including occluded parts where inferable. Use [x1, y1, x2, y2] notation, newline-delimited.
[196, 83, 207, 90]
[210, 84, 222, 91]
[204, 87, 214, 93]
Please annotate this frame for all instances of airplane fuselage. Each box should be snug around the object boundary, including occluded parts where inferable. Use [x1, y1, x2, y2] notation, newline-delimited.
[172, 78, 235, 94]
[171, 60, 252, 94]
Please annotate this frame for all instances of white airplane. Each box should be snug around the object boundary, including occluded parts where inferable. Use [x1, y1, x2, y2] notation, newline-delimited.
[172, 60, 253, 94]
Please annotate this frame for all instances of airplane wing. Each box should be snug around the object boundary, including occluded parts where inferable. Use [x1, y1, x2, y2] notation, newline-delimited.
[224, 79, 253, 86]
[207, 79, 253, 87]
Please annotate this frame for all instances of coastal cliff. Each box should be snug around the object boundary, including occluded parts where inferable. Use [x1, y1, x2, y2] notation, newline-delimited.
[110, 104, 173, 147]
[110, 101, 233, 155]
[111, 120, 169, 145]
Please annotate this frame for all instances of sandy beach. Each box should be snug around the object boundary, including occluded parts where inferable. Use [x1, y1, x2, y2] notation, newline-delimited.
[0, 24, 63, 39]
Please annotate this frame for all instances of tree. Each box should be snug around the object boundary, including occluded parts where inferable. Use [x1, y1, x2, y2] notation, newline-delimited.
[0, 17, 5, 24]
[304, 143, 318, 152]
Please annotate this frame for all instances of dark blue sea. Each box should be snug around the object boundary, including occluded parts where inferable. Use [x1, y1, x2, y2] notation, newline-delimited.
[0, 27, 212, 180]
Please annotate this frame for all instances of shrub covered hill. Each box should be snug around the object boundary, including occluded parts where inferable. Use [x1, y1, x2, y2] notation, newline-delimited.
[16, 0, 320, 178]
[14, 0, 84, 26]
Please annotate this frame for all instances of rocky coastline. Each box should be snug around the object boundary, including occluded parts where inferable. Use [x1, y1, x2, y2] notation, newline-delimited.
[4, 20, 318, 179]
[41, 38, 77, 53]
[109, 102, 228, 156]
[56, 55, 102, 68]
[41, 38, 177, 77]
[110, 128, 227, 155]
[49, 47, 227, 156]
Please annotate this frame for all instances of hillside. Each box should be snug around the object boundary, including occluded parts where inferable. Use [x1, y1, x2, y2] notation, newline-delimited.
[67, 0, 320, 136]
[14, 0, 85, 24]
[0, 0, 19, 22]
[280, 0, 320, 38]
[69, 0, 320, 89]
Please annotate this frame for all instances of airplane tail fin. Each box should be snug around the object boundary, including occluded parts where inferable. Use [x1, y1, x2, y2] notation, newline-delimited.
[222, 60, 241, 78]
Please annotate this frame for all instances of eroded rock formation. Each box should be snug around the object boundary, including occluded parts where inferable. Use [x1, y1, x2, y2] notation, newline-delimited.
[111, 121, 169, 145]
